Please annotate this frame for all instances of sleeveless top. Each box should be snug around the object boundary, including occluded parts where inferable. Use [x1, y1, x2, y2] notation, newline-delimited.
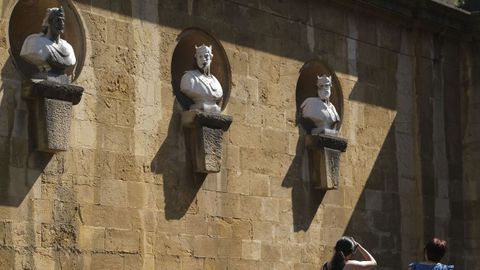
[409, 262, 454, 270]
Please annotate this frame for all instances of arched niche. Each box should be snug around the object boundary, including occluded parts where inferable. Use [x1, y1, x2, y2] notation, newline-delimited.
[171, 28, 231, 111]
[296, 59, 344, 133]
[8, 0, 85, 81]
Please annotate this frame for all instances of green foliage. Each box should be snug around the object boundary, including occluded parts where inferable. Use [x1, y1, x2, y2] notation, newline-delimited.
[455, 0, 466, 7]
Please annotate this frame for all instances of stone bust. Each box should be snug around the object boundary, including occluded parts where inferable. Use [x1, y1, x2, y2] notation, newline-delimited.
[180, 44, 223, 113]
[20, 6, 76, 83]
[301, 75, 340, 135]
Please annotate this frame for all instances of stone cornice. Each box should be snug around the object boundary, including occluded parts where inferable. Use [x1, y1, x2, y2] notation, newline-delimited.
[336, 0, 476, 36]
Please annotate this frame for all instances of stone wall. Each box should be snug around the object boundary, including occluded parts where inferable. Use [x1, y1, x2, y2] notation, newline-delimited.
[458, 28, 480, 268]
[0, 0, 478, 269]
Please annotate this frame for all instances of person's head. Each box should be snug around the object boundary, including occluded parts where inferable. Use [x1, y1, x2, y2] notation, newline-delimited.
[42, 7, 65, 36]
[194, 44, 213, 72]
[424, 238, 447, 262]
[317, 75, 332, 100]
[331, 236, 358, 270]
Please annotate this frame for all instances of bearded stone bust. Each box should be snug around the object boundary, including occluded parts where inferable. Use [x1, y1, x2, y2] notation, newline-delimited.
[301, 75, 340, 135]
[20, 7, 76, 83]
[180, 44, 223, 113]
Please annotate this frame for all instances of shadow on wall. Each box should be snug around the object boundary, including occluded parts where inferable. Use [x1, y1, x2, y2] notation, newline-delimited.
[282, 59, 344, 232]
[0, 56, 16, 204]
[150, 100, 207, 220]
[342, 30, 464, 268]
[0, 55, 52, 207]
[83, 0, 319, 63]
[341, 44, 403, 267]
[281, 126, 326, 232]
[273, 23, 405, 260]
[343, 126, 402, 269]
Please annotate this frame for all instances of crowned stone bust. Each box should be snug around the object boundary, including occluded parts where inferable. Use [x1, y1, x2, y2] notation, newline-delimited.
[20, 6, 76, 84]
[180, 44, 223, 113]
[301, 75, 340, 136]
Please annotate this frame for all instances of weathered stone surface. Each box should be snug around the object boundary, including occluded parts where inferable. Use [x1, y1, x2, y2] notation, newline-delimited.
[0, 249, 15, 269]
[305, 134, 347, 190]
[105, 228, 140, 253]
[182, 110, 232, 173]
[0, 0, 479, 269]
[18, 79, 85, 153]
[182, 110, 233, 131]
[35, 98, 73, 152]
[188, 126, 223, 173]
[305, 133, 348, 152]
[24, 80, 84, 105]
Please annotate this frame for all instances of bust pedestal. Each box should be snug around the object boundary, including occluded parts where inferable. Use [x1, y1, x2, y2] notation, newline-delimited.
[182, 110, 232, 173]
[305, 134, 347, 190]
[22, 80, 83, 152]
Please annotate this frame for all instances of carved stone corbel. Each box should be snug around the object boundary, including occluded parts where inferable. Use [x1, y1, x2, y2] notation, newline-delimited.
[172, 38, 233, 174]
[296, 66, 347, 190]
[305, 134, 347, 190]
[22, 80, 83, 152]
[11, 5, 85, 153]
[182, 110, 232, 173]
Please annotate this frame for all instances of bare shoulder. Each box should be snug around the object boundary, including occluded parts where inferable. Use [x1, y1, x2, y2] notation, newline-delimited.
[344, 260, 377, 269]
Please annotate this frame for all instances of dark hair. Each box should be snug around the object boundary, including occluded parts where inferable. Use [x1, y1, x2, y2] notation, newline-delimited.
[331, 237, 356, 270]
[425, 238, 447, 262]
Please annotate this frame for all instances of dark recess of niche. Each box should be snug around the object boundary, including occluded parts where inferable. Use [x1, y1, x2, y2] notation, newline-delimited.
[171, 27, 231, 111]
[295, 59, 344, 133]
[8, 0, 85, 81]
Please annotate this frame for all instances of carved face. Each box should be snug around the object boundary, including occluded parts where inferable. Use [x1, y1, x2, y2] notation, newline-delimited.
[49, 13, 65, 35]
[317, 81, 331, 100]
[195, 51, 212, 70]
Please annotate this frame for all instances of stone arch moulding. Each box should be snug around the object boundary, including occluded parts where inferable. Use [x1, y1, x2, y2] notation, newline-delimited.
[296, 59, 344, 134]
[296, 59, 347, 190]
[171, 27, 232, 111]
[8, 0, 86, 81]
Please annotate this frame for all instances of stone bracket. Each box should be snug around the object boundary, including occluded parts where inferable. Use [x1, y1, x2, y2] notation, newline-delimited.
[305, 134, 348, 190]
[23, 80, 84, 152]
[22, 80, 84, 104]
[182, 110, 233, 173]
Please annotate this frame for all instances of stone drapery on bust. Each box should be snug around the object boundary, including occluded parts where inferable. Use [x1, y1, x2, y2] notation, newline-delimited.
[301, 75, 340, 135]
[20, 6, 76, 83]
[180, 44, 223, 113]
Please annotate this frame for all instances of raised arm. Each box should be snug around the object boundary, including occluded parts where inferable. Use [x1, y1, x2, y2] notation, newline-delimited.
[345, 244, 377, 269]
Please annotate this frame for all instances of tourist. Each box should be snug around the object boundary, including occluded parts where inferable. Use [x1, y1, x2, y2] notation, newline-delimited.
[408, 238, 454, 270]
[322, 236, 377, 270]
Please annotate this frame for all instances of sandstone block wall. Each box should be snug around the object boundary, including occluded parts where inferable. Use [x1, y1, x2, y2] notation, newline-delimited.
[0, 0, 478, 269]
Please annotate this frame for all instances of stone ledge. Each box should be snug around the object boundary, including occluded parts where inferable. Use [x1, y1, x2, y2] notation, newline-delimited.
[23, 80, 84, 105]
[181, 110, 233, 173]
[182, 110, 233, 131]
[337, 0, 472, 33]
[305, 134, 348, 152]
